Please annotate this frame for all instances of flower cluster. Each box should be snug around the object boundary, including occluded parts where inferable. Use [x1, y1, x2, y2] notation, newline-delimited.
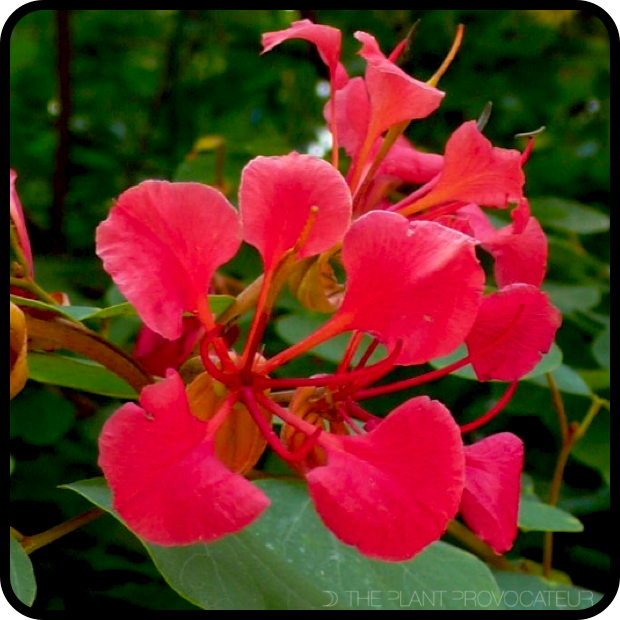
[95, 21, 561, 561]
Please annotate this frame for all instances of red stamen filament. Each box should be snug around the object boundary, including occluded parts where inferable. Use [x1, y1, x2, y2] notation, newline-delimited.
[356, 305, 526, 401]
[242, 388, 326, 464]
[337, 403, 363, 435]
[460, 381, 519, 434]
[338, 331, 365, 373]
[197, 297, 237, 373]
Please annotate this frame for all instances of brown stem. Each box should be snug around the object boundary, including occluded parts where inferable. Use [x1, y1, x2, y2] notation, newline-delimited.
[25, 315, 153, 395]
[20, 508, 105, 555]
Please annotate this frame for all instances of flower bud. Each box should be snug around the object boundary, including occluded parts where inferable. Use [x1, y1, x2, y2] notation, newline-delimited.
[10, 302, 28, 400]
[187, 373, 270, 475]
[281, 387, 327, 475]
[288, 253, 344, 314]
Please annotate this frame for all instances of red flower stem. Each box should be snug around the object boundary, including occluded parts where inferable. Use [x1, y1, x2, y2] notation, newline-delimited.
[241, 268, 275, 370]
[355, 338, 381, 370]
[197, 296, 236, 373]
[260, 312, 352, 375]
[459, 381, 519, 434]
[330, 88, 340, 170]
[338, 331, 365, 373]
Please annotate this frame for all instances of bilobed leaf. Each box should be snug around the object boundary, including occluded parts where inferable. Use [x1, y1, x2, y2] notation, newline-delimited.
[28, 352, 138, 399]
[65, 477, 502, 611]
[10, 536, 36, 607]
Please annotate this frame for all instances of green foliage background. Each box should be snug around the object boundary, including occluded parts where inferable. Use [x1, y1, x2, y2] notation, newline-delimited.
[10, 9, 611, 611]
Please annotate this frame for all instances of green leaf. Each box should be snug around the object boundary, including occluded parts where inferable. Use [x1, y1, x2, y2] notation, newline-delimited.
[592, 323, 611, 369]
[10, 295, 233, 323]
[209, 295, 236, 318]
[531, 197, 610, 235]
[65, 478, 503, 611]
[529, 364, 592, 396]
[10, 536, 37, 607]
[10, 387, 76, 446]
[518, 500, 584, 533]
[571, 409, 611, 485]
[28, 352, 138, 399]
[543, 284, 601, 317]
[493, 572, 602, 610]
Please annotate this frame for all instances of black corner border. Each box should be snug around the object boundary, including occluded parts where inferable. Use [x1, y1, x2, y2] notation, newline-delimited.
[1, 574, 39, 620]
[2, 2, 52, 43]
[575, 1, 619, 41]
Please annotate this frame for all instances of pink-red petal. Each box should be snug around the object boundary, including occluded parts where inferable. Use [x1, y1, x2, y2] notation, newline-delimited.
[406, 121, 525, 214]
[461, 433, 524, 554]
[466, 284, 562, 381]
[262, 19, 346, 89]
[337, 211, 484, 365]
[240, 153, 352, 272]
[307, 396, 465, 561]
[98, 372, 270, 546]
[96, 181, 242, 340]
[355, 32, 445, 140]
[480, 200, 549, 288]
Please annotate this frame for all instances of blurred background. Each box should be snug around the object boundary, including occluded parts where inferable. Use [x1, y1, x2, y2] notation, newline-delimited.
[10, 10, 610, 610]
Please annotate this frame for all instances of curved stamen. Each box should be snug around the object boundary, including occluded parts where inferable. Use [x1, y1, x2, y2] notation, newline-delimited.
[460, 381, 519, 434]
[200, 335, 238, 388]
[356, 304, 526, 401]
[337, 403, 363, 436]
[257, 340, 400, 393]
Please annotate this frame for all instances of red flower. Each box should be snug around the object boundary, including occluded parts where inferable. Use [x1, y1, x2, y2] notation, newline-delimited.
[95, 21, 561, 562]
[96, 153, 484, 559]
